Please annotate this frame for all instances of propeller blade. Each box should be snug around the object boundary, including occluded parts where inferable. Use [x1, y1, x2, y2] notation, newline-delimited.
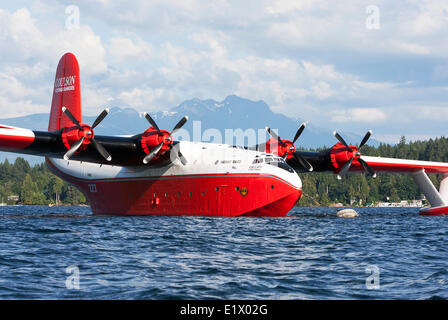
[358, 158, 377, 178]
[63, 137, 85, 160]
[171, 116, 188, 136]
[62, 107, 83, 130]
[337, 156, 354, 179]
[333, 131, 353, 152]
[144, 112, 162, 135]
[177, 151, 188, 165]
[293, 153, 313, 172]
[359, 130, 372, 149]
[91, 108, 110, 129]
[292, 122, 306, 144]
[143, 142, 164, 164]
[265, 127, 287, 147]
[90, 138, 112, 161]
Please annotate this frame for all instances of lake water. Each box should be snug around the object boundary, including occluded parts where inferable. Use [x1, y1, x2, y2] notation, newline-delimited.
[0, 206, 446, 299]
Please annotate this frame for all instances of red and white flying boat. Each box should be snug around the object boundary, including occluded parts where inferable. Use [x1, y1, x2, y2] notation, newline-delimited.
[1, 53, 447, 216]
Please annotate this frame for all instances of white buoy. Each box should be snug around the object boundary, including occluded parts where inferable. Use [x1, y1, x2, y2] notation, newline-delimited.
[337, 208, 358, 218]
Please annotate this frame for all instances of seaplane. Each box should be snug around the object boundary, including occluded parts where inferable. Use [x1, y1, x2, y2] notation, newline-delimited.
[0, 53, 447, 216]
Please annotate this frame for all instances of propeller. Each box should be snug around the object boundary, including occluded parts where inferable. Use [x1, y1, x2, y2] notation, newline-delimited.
[142, 113, 189, 165]
[62, 107, 112, 161]
[333, 130, 376, 179]
[265, 123, 313, 171]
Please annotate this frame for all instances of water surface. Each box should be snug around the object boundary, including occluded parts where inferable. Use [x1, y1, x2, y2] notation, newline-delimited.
[0, 206, 446, 299]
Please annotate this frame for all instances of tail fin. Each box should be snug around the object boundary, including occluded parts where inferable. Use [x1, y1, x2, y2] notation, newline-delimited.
[48, 53, 82, 131]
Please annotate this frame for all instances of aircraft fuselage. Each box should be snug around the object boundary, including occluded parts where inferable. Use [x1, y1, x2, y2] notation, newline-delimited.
[46, 141, 302, 217]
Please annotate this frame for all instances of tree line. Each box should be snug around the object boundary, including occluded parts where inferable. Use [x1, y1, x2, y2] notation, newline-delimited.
[0, 158, 86, 205]
[0, 136, 446, 206]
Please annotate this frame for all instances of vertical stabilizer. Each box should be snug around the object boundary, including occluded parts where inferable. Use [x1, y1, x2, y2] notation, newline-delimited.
[48, 53, 82, 131]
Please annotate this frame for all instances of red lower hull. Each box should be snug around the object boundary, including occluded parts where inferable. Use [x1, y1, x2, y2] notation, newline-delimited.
[46, 159, 301, 217]
[419, 206, 448, 216]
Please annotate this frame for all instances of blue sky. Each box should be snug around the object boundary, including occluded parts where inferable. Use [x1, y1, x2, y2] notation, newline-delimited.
[0, 0, 447, 143]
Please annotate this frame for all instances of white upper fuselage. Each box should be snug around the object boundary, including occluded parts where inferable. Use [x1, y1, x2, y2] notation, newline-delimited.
[49, 140, 302, 189]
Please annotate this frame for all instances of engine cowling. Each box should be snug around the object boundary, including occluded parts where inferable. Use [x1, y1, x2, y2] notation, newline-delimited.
[61, 124, 93, 153]
[264, 124, 313, 171]
[139, 113, 188, 165]
[330, 142, 362, 174]
[140, 127, 172, 162]
[60, 107, 112, 161]
[330, 131, 376, 179]
[265, 137, 296, 160]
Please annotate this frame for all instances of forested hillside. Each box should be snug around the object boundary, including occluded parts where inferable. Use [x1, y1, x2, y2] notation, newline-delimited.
[0, 158, 86, 205]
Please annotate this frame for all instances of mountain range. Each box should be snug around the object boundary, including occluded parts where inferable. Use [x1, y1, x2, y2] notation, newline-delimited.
[0, 95, 379, 164]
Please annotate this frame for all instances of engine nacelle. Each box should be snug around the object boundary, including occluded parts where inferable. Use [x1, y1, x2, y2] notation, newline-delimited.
[140, 127, 172, 162]
[330, 142, 362, 173]
[265, 137, 296, 160]
[61, 124, 93, 152]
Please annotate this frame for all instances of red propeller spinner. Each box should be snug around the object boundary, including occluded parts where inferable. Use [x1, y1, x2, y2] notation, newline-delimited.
[61, 107, 111, 161]
[331, 130, 376, 179]
[140, 113, 188, 165]
[265, 123, 313, 172]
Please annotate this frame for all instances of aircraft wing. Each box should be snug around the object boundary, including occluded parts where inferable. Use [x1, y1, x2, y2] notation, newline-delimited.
[0, 124, 160, 166]
[289, 149, 448, 175]
[348, 156, 448, 174]
[289, 147, 448, 213]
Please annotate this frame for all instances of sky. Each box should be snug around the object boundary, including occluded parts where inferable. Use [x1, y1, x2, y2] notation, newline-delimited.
[0, 0, 447, 144]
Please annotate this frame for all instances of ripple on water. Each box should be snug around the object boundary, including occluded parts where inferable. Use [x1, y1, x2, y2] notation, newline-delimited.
[0, 206, 447, 299]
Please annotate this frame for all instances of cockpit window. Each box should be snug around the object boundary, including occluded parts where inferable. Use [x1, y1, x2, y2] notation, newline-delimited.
[269, 161, 295, 173]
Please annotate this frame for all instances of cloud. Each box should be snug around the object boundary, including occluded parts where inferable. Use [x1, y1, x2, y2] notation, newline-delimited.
[116, 87, 170, 111]
[0, 71, 48, 117]
[0, 8, 107, 75]
[331, 108, 388, 123]
[108, 36, 152, 63]
[0, 1, 447, 142]
[265, 0, 328, 15]
[0, 7, 108, 118]
[415, 105, 448, 120]
[0, 8, 45, 60]
[409, 2, 448, 36]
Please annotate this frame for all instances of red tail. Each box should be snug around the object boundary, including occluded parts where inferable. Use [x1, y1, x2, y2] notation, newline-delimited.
[48, 53, 82, 131]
